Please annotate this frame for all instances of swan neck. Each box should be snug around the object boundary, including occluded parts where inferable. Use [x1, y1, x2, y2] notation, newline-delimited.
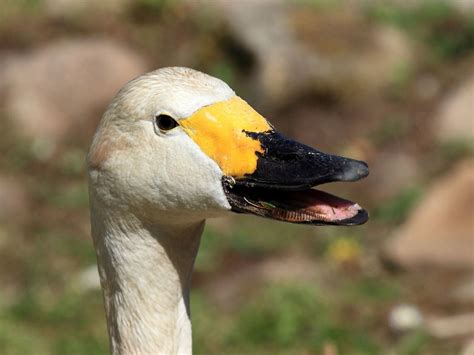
[91, 208, 203, 355]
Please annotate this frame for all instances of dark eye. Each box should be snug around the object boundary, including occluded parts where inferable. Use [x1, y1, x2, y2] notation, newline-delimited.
[155, 114, 179, 131]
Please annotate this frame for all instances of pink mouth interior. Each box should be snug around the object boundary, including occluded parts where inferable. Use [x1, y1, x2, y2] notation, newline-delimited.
[269, 189, 362, 223]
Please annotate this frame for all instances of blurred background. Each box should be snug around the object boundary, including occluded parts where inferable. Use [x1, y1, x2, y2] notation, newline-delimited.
[0, 0, 473, 354]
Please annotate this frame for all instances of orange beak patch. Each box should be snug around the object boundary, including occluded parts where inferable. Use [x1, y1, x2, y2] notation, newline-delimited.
[180, 96, 271, 177]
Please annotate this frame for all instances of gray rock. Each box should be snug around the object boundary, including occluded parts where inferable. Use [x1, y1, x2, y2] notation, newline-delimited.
[461, 338, 474, 355]
[434, 75, 474, 143]
[370, 151, 420, 200]
[388, 304, 424, 333]
[211, 0, 413, 106]
[3, 38, 148, 148]
[452, 0, 474, 12]
[426, 313, 474, 339]
[385, 160, 474, 270]
[74, 265, 101, 292]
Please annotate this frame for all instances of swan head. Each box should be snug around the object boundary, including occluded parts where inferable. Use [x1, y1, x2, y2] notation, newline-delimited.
[88, 67, 369, 225]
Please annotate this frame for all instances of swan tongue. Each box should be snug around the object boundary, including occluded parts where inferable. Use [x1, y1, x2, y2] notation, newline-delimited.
[269, 189, 363, 223]
[224, 182, 368, 226]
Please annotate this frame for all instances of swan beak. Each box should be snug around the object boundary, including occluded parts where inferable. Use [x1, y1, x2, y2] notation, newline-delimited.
[180, 96, 369, 225]
[222, 130, 369, 225]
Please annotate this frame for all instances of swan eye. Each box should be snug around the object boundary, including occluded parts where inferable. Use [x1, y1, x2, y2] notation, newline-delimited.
[155, 114, 179, 131]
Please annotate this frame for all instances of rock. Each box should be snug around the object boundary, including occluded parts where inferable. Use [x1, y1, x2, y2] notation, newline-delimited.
[211, 0, 413, 106]
[3, 39, 148, 149]
[452, 0, 474, 12]
[212, 0, 317, 106]
[461, 338, 474, 355]
[322, 343, 338, 355]
[388, 304, 424, 333]
[370, 151, 420, 199]
[426, 313, 474, 339]
[434, 75, 474, 143]
[74, 265, 101, 292]
[351, 25, 413, 94]
[385, 160, 474, 270]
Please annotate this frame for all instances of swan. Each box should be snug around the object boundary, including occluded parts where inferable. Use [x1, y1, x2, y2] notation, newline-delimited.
[87, 67, 369, 354]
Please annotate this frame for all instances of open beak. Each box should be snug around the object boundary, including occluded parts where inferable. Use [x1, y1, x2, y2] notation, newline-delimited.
[222, 130, 369, 226]
[180, 96, 369, 226]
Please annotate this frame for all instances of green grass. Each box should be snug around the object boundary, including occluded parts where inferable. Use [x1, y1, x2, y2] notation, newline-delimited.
[194, 282, 385, 355]
[373, 185, 424, 224]
[368, 114, 412, 148]
[437, 139, 474, 163]
[1, 286, 107, 354]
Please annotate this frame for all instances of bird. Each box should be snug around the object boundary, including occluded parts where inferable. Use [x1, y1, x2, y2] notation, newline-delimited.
[87, 67, 369, 354]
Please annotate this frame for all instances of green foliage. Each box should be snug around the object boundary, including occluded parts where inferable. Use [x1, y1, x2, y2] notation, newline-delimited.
[209, 61, 236, 89]
[343, 276, 401, 304]
[373, 186, 424, 224]
[0, 120, 36, 172]
[298, 0, 344, 11]
[0, 320, 49, 355]
[394, 331, 431, 355]
[438, 139, 474, 162]
[389, 61, 415, 98]
[1, 287, 107, 354]
[369, 115, 411, 147]
[38, 183, 89, 210]
[228, 284, 327, 347]
[59, 148, 87, 176]
[53, 335, 107, 355]
[193, 280, 399, 354]
[135, 0, 173, 11]
[2, 0, 41, 10]
[226, 283, 382, 354]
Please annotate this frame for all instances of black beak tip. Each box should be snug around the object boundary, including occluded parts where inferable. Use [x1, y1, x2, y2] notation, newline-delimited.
[340, 208, 369, 226]
[337, 160, 369, 182]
